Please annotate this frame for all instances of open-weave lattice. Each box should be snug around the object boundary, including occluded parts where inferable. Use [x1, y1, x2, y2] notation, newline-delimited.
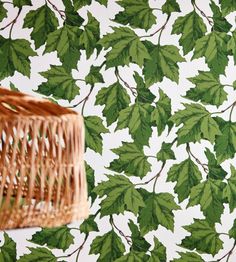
[0, 87, 89, 229]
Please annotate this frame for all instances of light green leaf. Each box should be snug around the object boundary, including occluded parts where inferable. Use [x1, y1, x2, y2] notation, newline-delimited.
[138, 190, 180, 235]
[171, 103, 221, 144]
[151, 90, 172, 135]
[186, 71, 227, 106]
[172, 252, 204, 262]
[38, 65, 80, 102]
[85, 65, 104, 85]
[188, 179, 226, 224]
[0, 3, 7, 23]
[18, 247, 56, 262]
[223, 165, 236, 212]
[108, 142, 151, 178]
[94, 174, 145, 216]
[219, 0, 236, 16]
[95, 82, 130, 126]
[45, 24, 82, 71]
[114, 0, 156, 31]
[0, 233, 16, 262]
[157, 142, 175, 161]
[90, 230, 125, 262]
[80, 215, 99, 234]
[214, 118, 236, 163]
[23, 4, 58, 49]
[192, 31, 230, 76]
[79, 12, 101, 58]
[99, 27, 151, 68]
[227, 30, 236, 64]
[143, 41, 185, 86]
[167, 158, 202, 202]
[84, 116, 109, 154]
[180, 219, 223, 256]
[162, 0, 180, 15]
[148, 237, 166, 262]
[0, 37, 36, 80]
[13, 0, 31, 7]
[30, 226, 74, 251]
[115, 251, 149, 262]
[171, 11, 206, 55]
[211, 1, 232, 32]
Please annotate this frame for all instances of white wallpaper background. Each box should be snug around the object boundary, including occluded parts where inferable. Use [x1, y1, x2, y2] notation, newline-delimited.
[0, 0, 235, 261]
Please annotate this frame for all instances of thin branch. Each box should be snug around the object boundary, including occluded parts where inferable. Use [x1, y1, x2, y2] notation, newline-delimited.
[153, 161, 165, 192]
[1, 1, 13, 4]
[211, 101, 236, 116]
[46, 0, 65, 20]
[186, 144, 208, 173]
[110, 216, 132, 246]
[216, 241, 236, 262]
[192, 1, 213, 26]
[229, 103, 236, 121]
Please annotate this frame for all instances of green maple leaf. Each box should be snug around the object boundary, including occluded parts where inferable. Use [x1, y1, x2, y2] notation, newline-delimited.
[99, 27, 151, 68]
[227, 30, 236, 64]
[128, 220, 150, 252]
[94, 174, 145, 216]
[205, 148, 227, 180]
[171, 11, 206, 55]
[170, 103, 221, 145]
[116, 102, 153, 147]
[73, 0, 92, 10]
[38, 65, 80, 102]
[80, 215, 99, 234]
[44, 24, 82, 71]
[148, 237, 166, 262]
[62, 0, 84, 26]
[188, 179, 226, 224]
[30, 226, 74, 251]
[115, 251, 149, 262]
[211, 1, 232, 32]
[172, 252, 204, 262]
[18, 247, 56, 262]
[95, 81, 130, 126]
[219, 0, 236, 16]
[90, 230, 125, 262]
[214, 118, 236, 163]
[167, 158, 202, 202]
[114, 0, 156, 31]
[23, 4, 59, 49]
[143, 41, 185, 87]
[186, 71, 227, 106]
[180, 219, 223, 256]
[223, 165, 236, 212]
[0, 233, 16, 261]
[229, 219, 236, 239]
[108, 142, 151, 178]
[84, 116, 109, 154]
[192, 31, 230, 76]
[85, 163, 96, 203]
[0, 3, 7, 22]
[151, 90, 172, 135]
[79, 12, 101, 58]
[138, 190, 180, 235]
[85, 65, 104, 85]
[13, 0, 31, 7]
[157, 142, 175, 161]
[0, 37, 36, 80]
[134, 72, 155, 104]
[162, 0, 180, 15]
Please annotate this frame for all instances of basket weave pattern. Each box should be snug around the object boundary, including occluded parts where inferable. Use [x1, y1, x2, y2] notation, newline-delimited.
[0, 88, 89, 229]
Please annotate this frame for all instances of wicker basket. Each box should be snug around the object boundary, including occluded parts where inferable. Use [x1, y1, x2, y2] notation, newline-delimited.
[0, 87, 89, 229]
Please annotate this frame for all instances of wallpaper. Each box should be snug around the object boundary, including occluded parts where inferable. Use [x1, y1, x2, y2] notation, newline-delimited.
[0, 0, 236, 261]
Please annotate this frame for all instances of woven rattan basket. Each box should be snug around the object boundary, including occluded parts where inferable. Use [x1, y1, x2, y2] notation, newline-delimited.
[0, 87, 89, 230]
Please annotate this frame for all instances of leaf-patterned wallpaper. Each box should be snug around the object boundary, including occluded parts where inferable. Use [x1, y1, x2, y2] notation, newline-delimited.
[0, 0, 236, 261]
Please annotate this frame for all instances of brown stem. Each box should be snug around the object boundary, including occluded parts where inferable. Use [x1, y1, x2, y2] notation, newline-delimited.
[229, 103, 236, 121]
[110, 216, 132, 246]
[211, 101, 236, 116]
[192, 1, 213, 26]
[1, 1, 13, 4]
[153, 161, 166, 192]
[46, 0, 65, 20]
[186, 144, 208, 173]
[217, 241, 236, 262]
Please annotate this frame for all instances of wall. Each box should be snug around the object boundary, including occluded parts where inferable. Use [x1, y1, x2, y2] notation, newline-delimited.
[0, 0, 236, 261]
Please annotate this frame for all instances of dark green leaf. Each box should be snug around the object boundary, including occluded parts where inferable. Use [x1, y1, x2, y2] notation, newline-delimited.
[23, 4, 58, 49]
[114, 0, 156, 31]
[85, 65, 104, 85]
[223, 165, 236, 212]
[115, 251, 149, 262]
[148, 237, 166, 262]
[85, 162, 96, 203]
[96, 0, 108, 6]
[18, 247, 56, 262]
[227, 30, 236, 64]
[108, 142, 151, 178]
[62, 0, 84, 26]
[38, 65, 80, 102]
[0, 3, 7, 23]
[219, 0, 236, 16]
[180, 219, 223, 256]
[73, 0, 92, 10]
[80, 215, 99, 234]
[13, 0, 31, 7]
[167, 158, 201, 202]
[9, 82, 19, 92]
[90, 230, 125, 262]
[157, 142, 175, 161]
[162, 0, 180, 15]
[84, 116, 109, 154]
[229, 219, 236, 239]
[0, 233, 16, 262]
[172, 252, 204, 262]
[172, 11, 206, 55]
